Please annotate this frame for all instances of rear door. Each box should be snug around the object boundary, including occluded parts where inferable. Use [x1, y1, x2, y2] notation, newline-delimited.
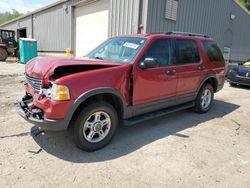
[133, 38, 178, 105]
[173, 39, 206, 95]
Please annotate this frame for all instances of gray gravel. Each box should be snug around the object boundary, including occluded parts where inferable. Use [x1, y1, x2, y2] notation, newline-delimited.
[0, 62, 250, 188]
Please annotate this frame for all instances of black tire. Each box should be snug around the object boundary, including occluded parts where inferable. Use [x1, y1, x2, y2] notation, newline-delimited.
[73, 101, 118, 152]
[193, 84, 214, 113]
[0, 47, 8, 61]
[229, 82, 237, 87]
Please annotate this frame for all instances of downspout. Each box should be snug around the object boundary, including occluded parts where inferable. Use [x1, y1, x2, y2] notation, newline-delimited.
[138, 0, 148, 34]
[31, 14, 34, 38]
[137, 0, 143, 33]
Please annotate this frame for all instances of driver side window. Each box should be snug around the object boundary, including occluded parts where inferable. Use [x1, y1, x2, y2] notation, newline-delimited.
[142, 39, 173, 67]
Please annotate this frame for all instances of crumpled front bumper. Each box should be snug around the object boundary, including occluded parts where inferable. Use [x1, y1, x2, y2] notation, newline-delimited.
[16, 96, 69, 131]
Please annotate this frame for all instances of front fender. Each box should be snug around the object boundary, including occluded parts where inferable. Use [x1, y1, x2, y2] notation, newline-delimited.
[64, 87, 127, 121]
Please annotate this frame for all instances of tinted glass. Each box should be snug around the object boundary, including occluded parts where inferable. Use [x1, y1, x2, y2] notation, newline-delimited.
[202, 40, 224, 62]
[174, 39, 200, 64]
[143, 39, 173, 66]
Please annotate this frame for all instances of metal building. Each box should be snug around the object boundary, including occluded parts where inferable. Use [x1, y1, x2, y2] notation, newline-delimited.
[0, 0, 249, 62]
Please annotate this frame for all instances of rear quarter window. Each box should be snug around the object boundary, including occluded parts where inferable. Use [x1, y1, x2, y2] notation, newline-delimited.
[202, 40, 224, 62]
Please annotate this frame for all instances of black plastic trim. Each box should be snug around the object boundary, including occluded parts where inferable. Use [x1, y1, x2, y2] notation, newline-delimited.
[65, 87, 128, 121]
[16, 102, 69, 131]
[197, 75, 218, 93]
[123, 101, 194, 126]
[125, 92, 196, 119]
[227, 76, 250, 86]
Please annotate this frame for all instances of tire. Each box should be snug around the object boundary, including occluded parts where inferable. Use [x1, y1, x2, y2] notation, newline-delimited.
[73, 101, 118, 152]
[0, 47, 8, 61]
[193, 84, 214, 113]
[229, 82, 237, 87]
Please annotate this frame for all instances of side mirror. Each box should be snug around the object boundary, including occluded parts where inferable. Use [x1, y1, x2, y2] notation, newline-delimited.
[139, 58, 160, 69]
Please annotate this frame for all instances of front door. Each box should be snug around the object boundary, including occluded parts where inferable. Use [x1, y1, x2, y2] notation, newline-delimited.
[133, 38, 178, 106]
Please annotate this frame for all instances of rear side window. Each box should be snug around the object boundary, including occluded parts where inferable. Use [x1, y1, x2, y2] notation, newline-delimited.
[174, 39, 200, 65]
[202, 40, 224, 62]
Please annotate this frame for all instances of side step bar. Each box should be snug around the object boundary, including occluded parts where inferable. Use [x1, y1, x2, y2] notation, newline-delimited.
[123, 101, 194, 126]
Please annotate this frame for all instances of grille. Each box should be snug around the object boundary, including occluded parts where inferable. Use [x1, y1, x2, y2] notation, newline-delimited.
[25, 74, 42, 91]
[238, 72, 250, 77]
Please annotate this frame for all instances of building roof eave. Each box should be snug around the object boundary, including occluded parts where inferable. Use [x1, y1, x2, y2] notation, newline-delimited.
[0, 0, 68, 28]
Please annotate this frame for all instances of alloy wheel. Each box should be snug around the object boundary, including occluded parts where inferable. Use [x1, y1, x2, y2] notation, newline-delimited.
[200, 89, 212, 109]
[82, 111, 111, 143]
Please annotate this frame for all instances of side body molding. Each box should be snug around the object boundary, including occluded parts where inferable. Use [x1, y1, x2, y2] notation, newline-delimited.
[64, 87, 129, 121]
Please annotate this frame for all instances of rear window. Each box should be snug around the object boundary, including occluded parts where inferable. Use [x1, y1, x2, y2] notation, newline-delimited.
[174, 39, 200, 65]
[202, 40, 224, 62]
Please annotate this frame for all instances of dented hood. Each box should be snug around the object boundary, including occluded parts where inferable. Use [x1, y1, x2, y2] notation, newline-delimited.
[25, 56, 122, 79]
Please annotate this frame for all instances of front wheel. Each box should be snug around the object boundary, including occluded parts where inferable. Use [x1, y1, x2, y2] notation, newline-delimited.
[73, 101, 118, 152]
[193, 84, 214, 113]
[0, 47, 8, 61]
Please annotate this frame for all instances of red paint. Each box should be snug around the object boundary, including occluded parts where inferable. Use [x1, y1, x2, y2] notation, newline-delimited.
[23, 34, 225, 120]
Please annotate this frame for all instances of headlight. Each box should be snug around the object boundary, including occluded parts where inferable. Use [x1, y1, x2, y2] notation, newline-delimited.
[51, 84, 70, 101]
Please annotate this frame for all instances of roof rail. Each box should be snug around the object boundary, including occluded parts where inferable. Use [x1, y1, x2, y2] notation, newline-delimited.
[166, 31, 209, 38]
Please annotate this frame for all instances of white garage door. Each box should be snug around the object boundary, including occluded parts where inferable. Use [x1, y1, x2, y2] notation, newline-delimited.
[75, 0, 109, 57]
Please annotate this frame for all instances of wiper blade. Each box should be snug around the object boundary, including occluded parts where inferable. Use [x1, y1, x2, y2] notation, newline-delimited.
[94, 56, 104, 60]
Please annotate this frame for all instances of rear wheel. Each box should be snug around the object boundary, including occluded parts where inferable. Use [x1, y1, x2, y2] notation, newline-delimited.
[73, 101, 118, 152]
[193, 84, 214, 113]
[0, 47, 8, 61]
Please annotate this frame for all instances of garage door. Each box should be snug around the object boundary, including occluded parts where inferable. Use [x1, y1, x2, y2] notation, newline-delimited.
[75, 0, 109, 57]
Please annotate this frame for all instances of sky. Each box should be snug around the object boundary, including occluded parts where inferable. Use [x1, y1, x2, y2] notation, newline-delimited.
[0, 0, 58, 13]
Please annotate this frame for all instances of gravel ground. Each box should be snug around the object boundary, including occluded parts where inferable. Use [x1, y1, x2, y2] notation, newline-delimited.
[0, 62, 250, 188]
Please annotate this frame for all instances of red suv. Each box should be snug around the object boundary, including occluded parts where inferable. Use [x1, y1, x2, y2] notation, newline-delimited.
[17, 32, 225, 151]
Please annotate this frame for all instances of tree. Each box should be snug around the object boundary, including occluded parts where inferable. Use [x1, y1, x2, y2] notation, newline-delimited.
[245, 0, 250, 10]
[0, 10, 23, 25]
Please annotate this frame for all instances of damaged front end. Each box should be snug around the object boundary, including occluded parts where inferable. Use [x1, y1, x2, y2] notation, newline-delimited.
[16, 57, 123, 130]
[16, 93, 69, 131]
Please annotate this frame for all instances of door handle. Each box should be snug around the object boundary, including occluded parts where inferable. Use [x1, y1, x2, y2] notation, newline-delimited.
[166, 70, 176, 75]
[198, 66, 206, 71]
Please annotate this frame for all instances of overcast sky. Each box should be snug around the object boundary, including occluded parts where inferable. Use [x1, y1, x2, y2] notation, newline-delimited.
[0, 0, 58, 13]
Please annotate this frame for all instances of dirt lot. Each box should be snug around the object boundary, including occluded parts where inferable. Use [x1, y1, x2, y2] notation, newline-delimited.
[0, 62, 250, 188]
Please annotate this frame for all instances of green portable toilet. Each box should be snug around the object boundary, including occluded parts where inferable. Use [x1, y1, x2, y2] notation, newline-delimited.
[19, 38, 38, 64]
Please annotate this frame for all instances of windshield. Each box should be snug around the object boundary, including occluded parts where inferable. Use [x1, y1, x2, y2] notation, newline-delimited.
[87, 37, 147, 64]
[1, 31, 14, 40]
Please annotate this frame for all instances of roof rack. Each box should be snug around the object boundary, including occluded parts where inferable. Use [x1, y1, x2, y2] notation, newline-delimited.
[166, 31, 209, 38]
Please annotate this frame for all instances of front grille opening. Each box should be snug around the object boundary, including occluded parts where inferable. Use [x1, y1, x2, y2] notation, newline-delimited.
[25, 74, 42, 91]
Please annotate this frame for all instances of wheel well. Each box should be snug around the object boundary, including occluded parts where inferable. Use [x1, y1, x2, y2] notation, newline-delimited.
[68, 93, 123, 130]
[204, 77, 218, 92]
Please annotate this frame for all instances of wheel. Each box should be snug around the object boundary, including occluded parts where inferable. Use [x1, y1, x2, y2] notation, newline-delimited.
[229, 82, 237, 87]
[0, 47, 8, 61]
[73, 101, 118, 152]
[193, 84, 214, 113]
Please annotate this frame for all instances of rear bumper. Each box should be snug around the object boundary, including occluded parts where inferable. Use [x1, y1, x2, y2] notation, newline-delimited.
[16, 100, 69, 131]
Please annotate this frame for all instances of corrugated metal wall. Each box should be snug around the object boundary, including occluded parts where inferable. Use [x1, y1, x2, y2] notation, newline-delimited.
[33, 3, 71, 52]
[0, 16, 33, 38]
[69, 0, 140, 36]
[109, 0, 140, 36]
[0, 0, 249, 61]
[0, 0, 139, 52]
[230, 1, 250, 61]
[0, 2, 70, 52]
[145, 0, 250, 61]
